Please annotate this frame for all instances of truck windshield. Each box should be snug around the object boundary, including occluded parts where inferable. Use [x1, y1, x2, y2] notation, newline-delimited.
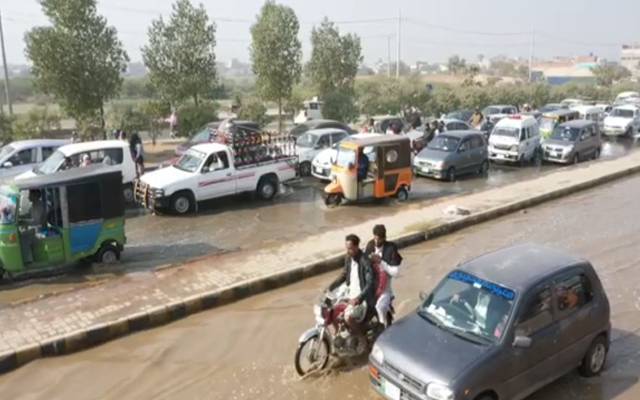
[0, 190, 17, 225]
[611, 109, 634, 118]
[36, 150, 65, 175]
[419, 270, 516, 344]
[335, 148, 356, 168]
[174, 150, 206, 173]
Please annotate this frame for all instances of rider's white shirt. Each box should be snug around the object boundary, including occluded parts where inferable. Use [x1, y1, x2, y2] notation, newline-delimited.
[348, 258, 361, 299]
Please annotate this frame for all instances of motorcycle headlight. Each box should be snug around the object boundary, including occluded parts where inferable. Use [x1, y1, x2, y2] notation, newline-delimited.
[313, 305, 324, 325]
[426, 383, 454, 400]
[510, 145, 519, 152]
[371, 344, 384, 364]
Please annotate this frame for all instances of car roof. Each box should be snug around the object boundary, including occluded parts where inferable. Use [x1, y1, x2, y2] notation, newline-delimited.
[305, 128, 349, 136]
[495, 116, 536, 127]
[543, 109, 579, 117]
[442, 118, 468, 125]
[304, 119, 347, 126]
[561, 119, 595, 129]
[12, 165, 122, 190]
[571, 105, 601, 113]
[485, 105, 514, 109]
[58, 140, 129, 156]
[341, 134, 410, 147]
[614, 104, 640, 111]
[458, 243, 585, 293]
[7, 139, 69, 150]
[439, 130, 482, 139]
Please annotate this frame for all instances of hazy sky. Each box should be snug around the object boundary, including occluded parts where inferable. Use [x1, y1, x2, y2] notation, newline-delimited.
[1, 0, 639, 66]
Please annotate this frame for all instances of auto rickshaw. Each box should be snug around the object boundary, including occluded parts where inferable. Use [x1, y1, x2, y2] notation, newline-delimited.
[0, 166, 126, 280]
[539, 109, 580, 140]
[324, 135, 412, 206]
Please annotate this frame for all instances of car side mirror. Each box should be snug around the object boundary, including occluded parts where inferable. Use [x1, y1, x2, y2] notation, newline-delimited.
[419, 291, 428, 301]
[2, 162, 12, 169]
[513, 335, 532, 349]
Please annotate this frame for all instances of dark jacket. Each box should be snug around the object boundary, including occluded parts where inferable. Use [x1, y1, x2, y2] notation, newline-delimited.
[328, 250, 376, 307]
[365, 240, 403, 266]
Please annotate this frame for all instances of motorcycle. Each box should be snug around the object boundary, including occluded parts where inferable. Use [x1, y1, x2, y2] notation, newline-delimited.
[294, 290, 394, 376]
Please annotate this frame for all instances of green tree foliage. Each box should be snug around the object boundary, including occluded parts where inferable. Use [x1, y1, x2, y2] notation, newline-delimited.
[24, 0, 128, 137]
[447, 55, 467, 75]
[306, 18, 362, 98]
[250, 1, 302, 133]
[0, 114, 14, 143]
[13, 105, 62, 139]
[591, 64, 632, 87]
[322, 91, 359, 123]
[176, 101, 219, 137]
[237, 97, 270, 127]
[142, 0, 218, 106]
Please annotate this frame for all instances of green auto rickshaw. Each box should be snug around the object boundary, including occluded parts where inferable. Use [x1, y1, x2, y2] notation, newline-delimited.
[0, 166, 126, 280]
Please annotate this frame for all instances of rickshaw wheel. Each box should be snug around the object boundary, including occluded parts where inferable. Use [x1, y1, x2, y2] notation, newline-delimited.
[395, 187, 409, 202]
[96, 244, 120, 265]
[325, 194, 342, 208]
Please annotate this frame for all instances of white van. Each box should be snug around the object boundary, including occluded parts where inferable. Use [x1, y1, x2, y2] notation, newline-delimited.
[488, 115, 540, 165]
[16, 140, 137, 202]
[0, 139, 68, 181]
[294, 97, 324, 124]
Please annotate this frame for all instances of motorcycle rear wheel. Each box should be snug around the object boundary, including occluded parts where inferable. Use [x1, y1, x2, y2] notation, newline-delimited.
[294, 333, 330, 376]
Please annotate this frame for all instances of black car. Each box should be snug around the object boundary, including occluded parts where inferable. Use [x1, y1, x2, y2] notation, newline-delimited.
[290, 119, 356, 137]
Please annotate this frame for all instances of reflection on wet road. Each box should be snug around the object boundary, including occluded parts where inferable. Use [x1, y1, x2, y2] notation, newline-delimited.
[0, 137, 637, 305]
[1, 174, 639, 400]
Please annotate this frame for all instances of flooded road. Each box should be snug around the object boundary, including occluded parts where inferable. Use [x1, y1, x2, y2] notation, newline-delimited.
[1, 173, 639, 400]
[0, 137, 637, 306]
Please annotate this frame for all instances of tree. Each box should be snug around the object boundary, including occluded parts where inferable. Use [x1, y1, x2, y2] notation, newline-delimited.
[322, 91, 358, 123]
[237, 97, 270, 128]
[591, 64, 632, 87]
[250, 1, 302, 133]
[176, 101, 219, 137]
[25, 0, 128, 138]
[142, 0, 218, 107]
[448, 55, 467, 75]
[0, 114, 14, 143]
[13, 105, 62, 138]
[306, 18, 362, 98]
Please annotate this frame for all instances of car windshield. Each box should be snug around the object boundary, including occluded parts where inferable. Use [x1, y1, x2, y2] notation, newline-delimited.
[611, 109, 635, 118]
[428, 136, 459, 152]
[0, 190, 17, 225]
[551, 126, 580, 142]
[335, 147, 356, 168]
[492, 127, 519, 139]
[36, 150, 65, 175]
[419, 270, 516, 344]
[483, 107, 501, 115]
[540, 104, 561, 113]
[174, 150, 206, 173]
[297, 133, 318, 148]
[0, 145, 14, 161]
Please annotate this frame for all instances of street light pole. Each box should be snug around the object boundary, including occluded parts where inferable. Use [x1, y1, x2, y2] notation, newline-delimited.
[396, 9, 401, 79]
[0, 10, 12, 115]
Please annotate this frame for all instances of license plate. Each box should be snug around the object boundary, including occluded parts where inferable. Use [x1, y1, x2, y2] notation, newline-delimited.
[314, 166, 323, 174]
[553, 152, 561, 158]
[383, 379, 401, 400]
[421, 167, 430, 173]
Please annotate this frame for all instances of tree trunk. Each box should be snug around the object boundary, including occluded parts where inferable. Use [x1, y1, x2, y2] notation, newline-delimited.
[194, 93, 199, 107]
[278, 99, 282, 135]
[100, 103, 106, 140]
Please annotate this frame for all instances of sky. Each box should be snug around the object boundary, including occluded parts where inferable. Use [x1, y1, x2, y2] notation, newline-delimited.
[1, 0, 639, 66]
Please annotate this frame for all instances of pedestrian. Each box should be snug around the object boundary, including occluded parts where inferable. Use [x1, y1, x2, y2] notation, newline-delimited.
[71, 131, 79, 143]
[118, 130, 127, 141]
[437, 120, 446, 135]
[129, 133, 144, 177]
[470, 109, 484, 128]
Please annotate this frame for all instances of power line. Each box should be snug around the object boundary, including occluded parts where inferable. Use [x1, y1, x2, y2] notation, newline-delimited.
[404, 17, 531, 37]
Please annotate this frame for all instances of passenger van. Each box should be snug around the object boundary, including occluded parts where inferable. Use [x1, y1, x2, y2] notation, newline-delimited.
[539, 109, 580, 140]
[488, 115, 540, 165]
[15, 140, 137, 202]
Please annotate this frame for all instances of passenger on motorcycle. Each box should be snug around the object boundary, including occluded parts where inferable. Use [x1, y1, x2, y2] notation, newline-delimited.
[328, 234, 377, 330]
[365, 224, 402, 327]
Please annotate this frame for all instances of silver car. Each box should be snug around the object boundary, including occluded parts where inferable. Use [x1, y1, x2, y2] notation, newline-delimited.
[542, 120, 602, 164]
[413, 131, 488, 181]
[370, 244, 610, 400]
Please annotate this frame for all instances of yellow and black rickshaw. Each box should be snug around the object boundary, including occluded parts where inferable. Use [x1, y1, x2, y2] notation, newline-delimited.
[324, 135, 413, 206]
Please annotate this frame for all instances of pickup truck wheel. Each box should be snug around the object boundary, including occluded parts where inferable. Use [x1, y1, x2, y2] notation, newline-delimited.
[123, 184, 134, 204]
[171, 193, 193, 214]
[257, 178, 278, 200]
[626, 127, 633, 137]
[299, 162, 312, 177]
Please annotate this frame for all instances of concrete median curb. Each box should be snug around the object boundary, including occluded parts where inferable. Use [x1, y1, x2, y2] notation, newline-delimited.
[1, 161, 639, 373]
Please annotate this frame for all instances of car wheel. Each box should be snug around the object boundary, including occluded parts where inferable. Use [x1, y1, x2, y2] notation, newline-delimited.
[573, 154, 580, 165]
[299, 162, 312, 177]
[446, 167, 456, 182]
[479, 160, 489, 176]
[96, 243, 120, 265]
[257, 177, 278, 201]
[171, 192, 193, 215]
[626, 127, 633, 137]
[395, 186, 409, 202]
[579, 335, 608, 377]
[122, 184, 134, 204]
[518, 154, 527, 167]
[593, 148, 601, 160]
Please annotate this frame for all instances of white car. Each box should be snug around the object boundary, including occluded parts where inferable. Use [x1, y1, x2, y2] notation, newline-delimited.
[0, 139, 68, 182]
[16, 140, 138, 202]
[311, 133, 382, 180]
[488, 115, 540, 165]
[614, 91, 640, 105]
[603, 105, 640, 137]
[296, 128, 349, 177]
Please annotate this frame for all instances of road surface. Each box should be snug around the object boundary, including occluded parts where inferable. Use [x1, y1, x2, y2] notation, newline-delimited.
[1, 172, 639, 400]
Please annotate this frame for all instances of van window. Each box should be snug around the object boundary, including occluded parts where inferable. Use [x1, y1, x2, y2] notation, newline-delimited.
[69, 148, 123, 168]
[555, 273, 593, 316]
[516, 286, 553, 336]
[9, 149, 36, 166]
[42, 147, 56, 160]
[519, 129, 526, 142]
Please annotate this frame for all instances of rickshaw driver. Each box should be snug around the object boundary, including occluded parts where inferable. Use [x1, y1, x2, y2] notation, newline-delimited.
[19, 190, 48, 264]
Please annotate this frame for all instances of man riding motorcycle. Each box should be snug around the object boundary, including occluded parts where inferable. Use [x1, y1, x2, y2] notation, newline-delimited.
[327, 234, 377, 332]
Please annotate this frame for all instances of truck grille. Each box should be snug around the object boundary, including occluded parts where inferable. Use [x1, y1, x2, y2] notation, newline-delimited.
[134, 180, 152, 208]
[493, 144, 512, 151]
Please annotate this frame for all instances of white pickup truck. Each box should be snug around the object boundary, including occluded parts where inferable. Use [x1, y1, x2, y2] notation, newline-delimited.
[135, 142, 297, 214]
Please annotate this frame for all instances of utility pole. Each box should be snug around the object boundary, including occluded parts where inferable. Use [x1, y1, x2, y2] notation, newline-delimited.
[528, 29, 535, 83]
[387, 35, 392, 78]
[0, 10, 12, 115]
[396, 9, 401, 79]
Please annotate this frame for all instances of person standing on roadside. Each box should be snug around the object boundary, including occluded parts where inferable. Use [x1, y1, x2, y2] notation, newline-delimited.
[130, 133, 145, 177]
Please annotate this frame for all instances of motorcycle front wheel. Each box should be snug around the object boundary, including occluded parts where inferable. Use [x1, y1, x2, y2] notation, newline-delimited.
[294, 333, 331, 376]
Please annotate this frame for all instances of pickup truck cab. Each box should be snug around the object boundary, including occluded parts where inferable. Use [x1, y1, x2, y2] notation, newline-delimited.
[603, 105, 640, 137]
[488, 115, 540, 165]
[136, 143, 297, 214]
